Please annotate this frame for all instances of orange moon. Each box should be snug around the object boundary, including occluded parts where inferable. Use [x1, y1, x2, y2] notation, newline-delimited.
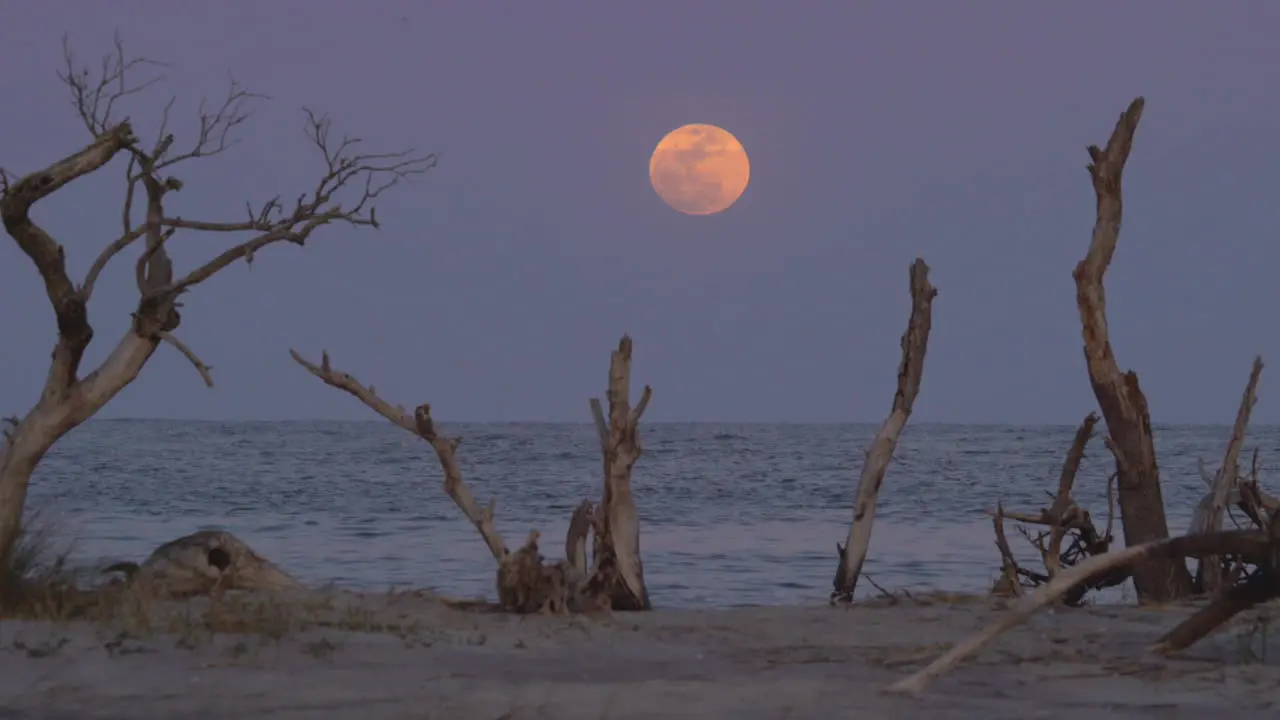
[648, 124, 750, 215]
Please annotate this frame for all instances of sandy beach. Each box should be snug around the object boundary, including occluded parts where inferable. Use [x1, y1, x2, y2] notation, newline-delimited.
[1, 589, 1277, 719]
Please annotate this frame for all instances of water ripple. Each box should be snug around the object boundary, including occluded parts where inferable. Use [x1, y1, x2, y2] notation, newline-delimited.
[25, 420, 1273, 606]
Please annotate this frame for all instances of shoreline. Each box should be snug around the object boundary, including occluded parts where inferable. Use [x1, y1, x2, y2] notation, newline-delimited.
[2, 589, 1277, 718]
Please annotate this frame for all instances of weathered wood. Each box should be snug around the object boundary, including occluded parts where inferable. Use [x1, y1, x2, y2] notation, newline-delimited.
[1155, 570, 1280, 654]
[832, 258, 937, 603]
[990, 502, 1022, 598]
[565, 499, 594, 575]
[0, 38, 430, 565]
[1045, 413, 1099, 578]
[291, 349, 626, 614]
[590, 336, 654, 611]
[1192, 356, 1263, 593]
[108, 530, 301, 598]
[1071, 96, 1192, 602]
[885, 529, 1276, 696]
[290, 350, 510, 564]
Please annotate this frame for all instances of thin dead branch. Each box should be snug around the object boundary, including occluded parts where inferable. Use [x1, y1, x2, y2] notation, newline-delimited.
[1045, 413, 1099, 578]
[157, 332, 213, 388]
[990, 502, 1022, 598]
[288, 350, 509, 563]
[1072, 96, 1192, 601]
[1193, 356, 1264, 593]
[833, 258, 938, 603]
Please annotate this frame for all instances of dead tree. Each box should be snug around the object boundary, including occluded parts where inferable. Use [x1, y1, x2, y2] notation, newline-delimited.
[0, 37, 433, 563]
[291, 335, 654, 613]
[987, 413, 1125, 604]
[1072, 96, 1192, 601]
[886, 511, 1280, 696]
[832, 258, 937, 603]
[1189, 357, 1263, 593]
[587, 337, 654, 610]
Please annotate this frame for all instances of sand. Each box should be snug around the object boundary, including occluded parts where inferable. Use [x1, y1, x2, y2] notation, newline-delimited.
[0, 590, 1277, 719]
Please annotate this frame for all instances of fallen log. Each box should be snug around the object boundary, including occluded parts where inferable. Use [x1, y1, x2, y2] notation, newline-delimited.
[886, 524, 1280, 696]
[105, 530, 301, 598]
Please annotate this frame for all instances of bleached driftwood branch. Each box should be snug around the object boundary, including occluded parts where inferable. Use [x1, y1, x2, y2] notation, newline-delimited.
[832, 258, 937, 603]
[1190, 356, 1263, 593]
[887, 519, 1280, 696]
[289, 350, 509, 562]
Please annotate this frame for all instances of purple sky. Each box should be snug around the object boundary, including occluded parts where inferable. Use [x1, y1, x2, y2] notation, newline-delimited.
[2, 2, 1279, 424]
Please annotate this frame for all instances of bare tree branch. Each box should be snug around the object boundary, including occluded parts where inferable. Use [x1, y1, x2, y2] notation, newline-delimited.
[1044, 413, 1098, 578]
[58, 32, 166, 139]
[1193, 356, 1264, 593]
[158, 332, 212, 387]
[288, 350, 508, 562]
[1, 122, 137, 397]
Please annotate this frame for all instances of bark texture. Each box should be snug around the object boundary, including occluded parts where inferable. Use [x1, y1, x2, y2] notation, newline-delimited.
[832, 258, 937, 603]
[1071, 96, 1192, 601]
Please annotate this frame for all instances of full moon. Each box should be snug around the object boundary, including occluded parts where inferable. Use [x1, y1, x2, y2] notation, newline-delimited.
[648, 123, 750, 215]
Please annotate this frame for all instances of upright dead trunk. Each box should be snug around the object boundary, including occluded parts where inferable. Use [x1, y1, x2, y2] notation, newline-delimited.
[591, 336, 653, 610]
[1072, 97, 1193, 601]
[832, 258, 937, 603]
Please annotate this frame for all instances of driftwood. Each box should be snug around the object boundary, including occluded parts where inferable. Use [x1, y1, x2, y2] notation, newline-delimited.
[1191, 357, 1263, 593]
[986, 413, 1124, 604]
[1072, 96, 1192, 601]
[586, 337, 653, 611]
[887, 516, 1280, 696]
[104, 530, 301, 598]
[291, 337, 653, 614]
[832, 258, 937, 603]
[990, 503, 1021, 598]
[0, 37, 431, 562]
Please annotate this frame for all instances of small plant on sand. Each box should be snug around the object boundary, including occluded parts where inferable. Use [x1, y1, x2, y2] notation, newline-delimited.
[0, 508, 79, 619]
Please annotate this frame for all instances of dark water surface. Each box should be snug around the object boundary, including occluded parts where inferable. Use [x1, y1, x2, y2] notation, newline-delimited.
[26, 420, 1276, 607]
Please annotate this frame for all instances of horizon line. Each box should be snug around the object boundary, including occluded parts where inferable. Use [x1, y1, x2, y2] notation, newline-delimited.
[76, 416, 1257, 428]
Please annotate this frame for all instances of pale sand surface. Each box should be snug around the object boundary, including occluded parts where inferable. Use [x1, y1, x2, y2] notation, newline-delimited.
[0, 591, 1277, 719]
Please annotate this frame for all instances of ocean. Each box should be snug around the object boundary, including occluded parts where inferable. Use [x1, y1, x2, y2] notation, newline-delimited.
[25, 420, 1272, 607]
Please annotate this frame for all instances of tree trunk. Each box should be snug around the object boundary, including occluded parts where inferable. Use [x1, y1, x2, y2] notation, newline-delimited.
[832, 259, 937, 603]
[0, 331, 158, 562]
[1072, 97, 1193, 602]
[594, 336, 653, 611]
[0, 404, 71, 562]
